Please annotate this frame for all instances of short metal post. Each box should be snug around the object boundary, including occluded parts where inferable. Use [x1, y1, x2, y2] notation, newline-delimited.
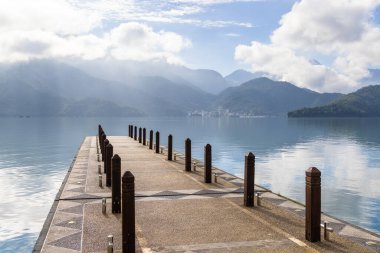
[324, 221, 329, 241]
[122, 171, 135, 252]
[305, 167, 321, 242]
[155, 131, 160, 154]
[112, 154, 121, 213]
[168, 134, 173, 161]
[138, 127, 142, 143]
[102, 198, 106, 214]
[256, 192, 262, 206]
[107, 235, 114, 253]
[149, 130, 153, 150]
[99, 175, 102, 187]
[106, 143, 113, 187]
[244, 152, 255, 207]
[134, 126, 137, 140]
[143, 128, 146, 145]
[185, 138, 191, 172]
[204, 144, 212, 183]
[98, 165, 101, 174]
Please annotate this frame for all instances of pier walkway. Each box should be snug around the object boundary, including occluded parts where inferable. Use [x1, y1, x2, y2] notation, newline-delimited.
[34, 135, 380, 252]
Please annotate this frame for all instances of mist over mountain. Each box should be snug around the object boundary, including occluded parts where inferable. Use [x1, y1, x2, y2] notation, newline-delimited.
[215, 77, 342, 115]
[0, 60, 213, 116]
[73, 60, 229, 95]
[224, 69, 267, 86]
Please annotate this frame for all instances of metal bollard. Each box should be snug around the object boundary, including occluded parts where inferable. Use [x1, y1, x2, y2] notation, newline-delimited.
[214, 172, 218, 183]
[168, 135, 173, 161]
[112, 155, 121, 213]
[99, 175, 102, 187]
[122, 171, 135, 252]
[185, 138, 191, 172]
[155, 131, 160, 154]
[102, 198, 106, 214]
[149, 130, 153, 150]
[204, 144, 212, 183]
[244, 152, 255, 207]
[193, 161, 197, 171]
[107, 235, 114, 253]
[105, 143, 113, 187]
[256, 192, 262, 206]
[321, 221, 333, 241]
[98, 165, 101, 174]
[305, 167, 321, 242]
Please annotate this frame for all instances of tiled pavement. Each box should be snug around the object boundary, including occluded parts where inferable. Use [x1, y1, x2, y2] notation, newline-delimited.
[34, 135, 380, 253]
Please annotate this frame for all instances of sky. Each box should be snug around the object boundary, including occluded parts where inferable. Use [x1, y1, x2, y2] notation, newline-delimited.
[1, 0, 380, 93]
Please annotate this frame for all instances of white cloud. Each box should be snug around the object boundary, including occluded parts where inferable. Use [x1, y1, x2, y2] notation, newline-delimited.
[235, 0, 380, 93]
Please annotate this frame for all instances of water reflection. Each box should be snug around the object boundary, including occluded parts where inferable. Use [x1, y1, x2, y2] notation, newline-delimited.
[0, 117, 380, 252]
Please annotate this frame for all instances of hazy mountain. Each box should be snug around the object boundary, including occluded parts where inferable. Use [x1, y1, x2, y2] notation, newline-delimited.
[215, 77, 342, 115]
[224, 69, 266, 86]
[288, 85, 380, 117]
[0, 60, 213, 116]
[73, 60, 229, 94]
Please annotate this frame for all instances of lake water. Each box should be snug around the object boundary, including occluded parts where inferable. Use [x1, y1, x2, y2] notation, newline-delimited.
[0, 116, 379, 252]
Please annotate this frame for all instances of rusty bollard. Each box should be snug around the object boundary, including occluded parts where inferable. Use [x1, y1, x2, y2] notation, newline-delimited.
[155, 131, 160, 154]
[204, 144, 212, 183]
[149, 130, 153, 150]
[103, 139, 109, 163]
[138, 127, 142, 143]
[106, 143, 113, 187]
[305, 167, 321, 242]
[168, 135, 173, 161]
[134, 126, 137, 140]
[185, 138, 191, 172]
[112, 154, 121, 213]
[122, 171, 135, 252]
[143, 128, 146, 145]
[244, 152, 255, 207]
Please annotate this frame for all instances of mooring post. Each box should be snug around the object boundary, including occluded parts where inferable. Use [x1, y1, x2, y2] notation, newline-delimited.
[143, 128, 146, 145]
[112, 154, 121, 213]
[106, 143, 113, 187]
[149, 130, 153, 149]
[204, 144, 212, 183]
[244, 152, 255, 207]
[122, 171, 135, 252]
[155, 131, 160, 153]
[103, 139, 109, 163]
[185, 138, 191, 172]
[134, 126, 137, 140]
[138, 127, 142, 143]
[168, 134, 173, 161]
[305, 167, 321, 242]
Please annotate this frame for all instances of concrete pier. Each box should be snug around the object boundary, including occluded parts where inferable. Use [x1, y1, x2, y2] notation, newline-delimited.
[34, 136, 380, 252]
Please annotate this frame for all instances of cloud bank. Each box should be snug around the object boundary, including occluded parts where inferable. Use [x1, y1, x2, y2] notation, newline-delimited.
[236, 0, 380, 92]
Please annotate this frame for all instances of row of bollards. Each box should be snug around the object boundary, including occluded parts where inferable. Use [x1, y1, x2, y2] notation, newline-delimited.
[127, 124, 325, 244]
[100, 125, 135, 252]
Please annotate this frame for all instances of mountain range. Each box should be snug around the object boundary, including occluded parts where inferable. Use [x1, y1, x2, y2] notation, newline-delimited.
[0, 60, 379, 117]
[288, 85, 380, 117]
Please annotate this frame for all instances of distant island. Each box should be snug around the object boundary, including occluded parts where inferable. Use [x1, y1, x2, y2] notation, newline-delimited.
[288, 85, 380, 117]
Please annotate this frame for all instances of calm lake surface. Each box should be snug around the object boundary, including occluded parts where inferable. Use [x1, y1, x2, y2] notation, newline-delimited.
[0, 116, 380, 252]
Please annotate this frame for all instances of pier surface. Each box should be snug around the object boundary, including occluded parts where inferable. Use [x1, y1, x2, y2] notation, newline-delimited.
[35, 136, 380, 252]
